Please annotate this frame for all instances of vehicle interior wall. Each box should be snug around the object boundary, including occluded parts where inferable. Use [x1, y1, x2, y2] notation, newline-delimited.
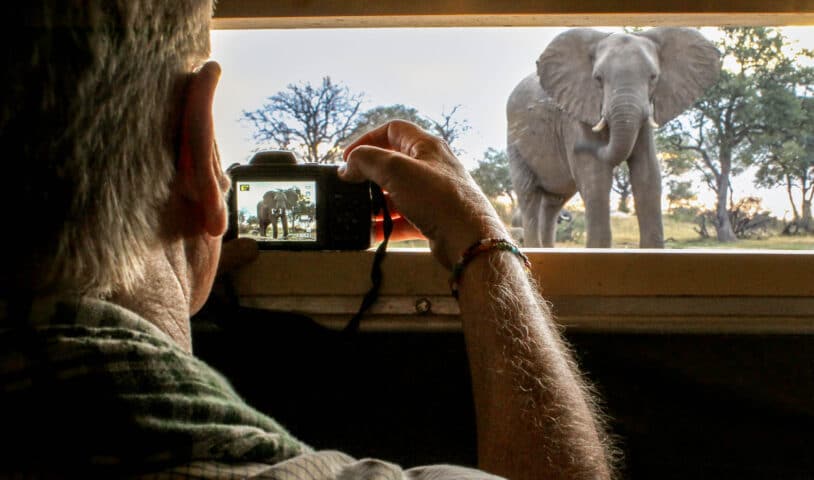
[193, 303, 814, 479]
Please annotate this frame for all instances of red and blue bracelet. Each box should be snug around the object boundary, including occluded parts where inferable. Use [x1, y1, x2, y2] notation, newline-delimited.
[449, 238, 532, 299]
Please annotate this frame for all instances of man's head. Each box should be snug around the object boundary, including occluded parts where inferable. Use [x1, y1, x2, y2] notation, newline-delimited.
[1, 1, 217, 297]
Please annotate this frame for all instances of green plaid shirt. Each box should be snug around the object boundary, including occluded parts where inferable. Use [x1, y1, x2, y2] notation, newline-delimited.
[0, 296, 308, 476]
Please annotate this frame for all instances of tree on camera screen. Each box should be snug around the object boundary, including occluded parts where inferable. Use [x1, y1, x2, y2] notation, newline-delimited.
[236, 180, 317, 241]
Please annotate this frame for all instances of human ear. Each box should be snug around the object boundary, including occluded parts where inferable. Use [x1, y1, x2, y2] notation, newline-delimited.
[177, 61, 227, 237]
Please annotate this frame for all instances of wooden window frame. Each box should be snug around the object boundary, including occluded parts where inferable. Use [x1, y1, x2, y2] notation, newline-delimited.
[214, 1, 814, 334]
[212, 1, 814, 28]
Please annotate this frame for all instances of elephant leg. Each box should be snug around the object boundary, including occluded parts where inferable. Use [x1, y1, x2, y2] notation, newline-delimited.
[583, 192, 612, 248]
[517, 189, 568, 247]
[257, 202, 268, 237]
[281, 212, 289, 238]
[521, 202, 543, 248]
[509, 144, 570, 248]
[272, 213, 279, 239]
[629, 141, 665, 248]
[538, 193, 568, 247]
[575, 154, 613, 248]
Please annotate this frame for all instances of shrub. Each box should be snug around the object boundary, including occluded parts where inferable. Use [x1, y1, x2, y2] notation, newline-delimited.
[695, 197, 778, 240]
[557, 210, 585, 243]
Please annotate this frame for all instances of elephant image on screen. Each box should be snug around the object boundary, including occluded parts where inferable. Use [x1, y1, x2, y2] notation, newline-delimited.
[235, 180, 317, 241]
[507, 28, 721, 248]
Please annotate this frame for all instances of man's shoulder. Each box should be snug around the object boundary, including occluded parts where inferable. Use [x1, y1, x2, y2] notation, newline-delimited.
[138, 451, 505, 480]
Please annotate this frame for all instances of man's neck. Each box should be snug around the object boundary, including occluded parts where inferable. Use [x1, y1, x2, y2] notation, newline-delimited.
[111, 243, 193, 352]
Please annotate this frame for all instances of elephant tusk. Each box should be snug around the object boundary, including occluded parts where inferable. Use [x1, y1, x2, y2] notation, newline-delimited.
[591, 116, 607, 132]
[648, 101, 659, 129]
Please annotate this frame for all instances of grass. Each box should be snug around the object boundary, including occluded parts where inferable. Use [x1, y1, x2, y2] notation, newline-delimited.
[556, 214, 814, 250]
[386, 214, 814, 250]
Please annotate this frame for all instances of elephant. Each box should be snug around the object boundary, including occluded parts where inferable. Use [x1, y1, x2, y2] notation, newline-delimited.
[257, 189, 294, 239]
[507, 28, 721, 248]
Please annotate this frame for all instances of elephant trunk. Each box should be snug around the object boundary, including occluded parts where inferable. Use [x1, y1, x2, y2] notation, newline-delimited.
[595, 90, 646, 166]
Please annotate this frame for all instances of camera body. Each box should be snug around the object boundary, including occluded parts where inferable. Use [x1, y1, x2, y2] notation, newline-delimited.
[226, 151, 373, 250]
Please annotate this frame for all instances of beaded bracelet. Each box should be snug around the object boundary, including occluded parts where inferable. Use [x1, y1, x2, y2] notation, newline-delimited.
[449, 238, 531, 299]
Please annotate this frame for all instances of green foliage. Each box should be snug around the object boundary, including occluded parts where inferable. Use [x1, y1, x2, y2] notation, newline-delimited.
[666, 180, 696, 211]
[749, 85, 814, 229]
[657, 145, 695, 178]
[469, 148, 516, 205]
[242, 77, 363, 164]
[288, 187, 316, 221]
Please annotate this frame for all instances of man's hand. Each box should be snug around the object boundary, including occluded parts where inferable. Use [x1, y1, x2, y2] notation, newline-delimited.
[341, 120, 508, 269]
[344, 122, 614, 479]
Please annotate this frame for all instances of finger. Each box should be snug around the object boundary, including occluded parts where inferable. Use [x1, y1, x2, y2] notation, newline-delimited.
[343, 120, 431, 160]
[340, 145, 413, 190]
[343, 123, 394, 159]
[217, 237, 259, 276]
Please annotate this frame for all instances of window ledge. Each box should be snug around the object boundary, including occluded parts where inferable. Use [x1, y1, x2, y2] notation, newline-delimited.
[231, 249, 814, 334]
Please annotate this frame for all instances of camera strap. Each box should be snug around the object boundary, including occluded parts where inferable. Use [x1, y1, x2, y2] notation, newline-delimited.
[343, 183, 392, 334]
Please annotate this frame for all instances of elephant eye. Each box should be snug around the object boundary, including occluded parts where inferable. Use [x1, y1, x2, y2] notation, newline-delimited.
[594, 75, 603, 86]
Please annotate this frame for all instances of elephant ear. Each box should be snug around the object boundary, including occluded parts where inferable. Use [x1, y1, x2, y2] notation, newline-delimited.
[639, 27, 722, 125]
[286, 189, 298, 205]
[537, 28, 610, 125]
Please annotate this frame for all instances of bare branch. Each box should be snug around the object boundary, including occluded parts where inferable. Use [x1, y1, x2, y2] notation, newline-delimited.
[242, 77, 364, 164]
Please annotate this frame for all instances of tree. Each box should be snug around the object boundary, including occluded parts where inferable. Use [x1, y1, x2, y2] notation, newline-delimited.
[242, 77, 363, 164]
[288, 187, 316, 226]
[666, 180, 697, 212]
[659, 27, 799, 242]
[658, 147, 698, 214]
[470, 148, 515, 206]
[342, 104, 432, 148]
[427, 105, 471, 154]
[238, 207, 249, 224]
[756, 140, 814, 232]
[611, 164, 632, 213]
[750, 78, 814, 232]
[343, 103, 471, 154]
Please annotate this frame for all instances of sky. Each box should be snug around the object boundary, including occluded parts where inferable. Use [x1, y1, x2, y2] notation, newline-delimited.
[211, 27, 814, 219]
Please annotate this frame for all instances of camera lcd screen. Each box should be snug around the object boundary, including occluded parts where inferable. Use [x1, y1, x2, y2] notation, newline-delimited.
[235, 180, 317, 242]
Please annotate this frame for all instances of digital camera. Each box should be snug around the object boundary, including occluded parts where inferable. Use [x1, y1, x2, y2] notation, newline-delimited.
[226, 151, 373, 250]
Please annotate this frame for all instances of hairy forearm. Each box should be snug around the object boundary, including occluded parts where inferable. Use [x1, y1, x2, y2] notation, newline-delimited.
[458, 252, 614, 480]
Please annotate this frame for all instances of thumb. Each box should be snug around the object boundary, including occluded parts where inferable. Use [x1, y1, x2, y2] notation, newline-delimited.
[340, 145, 410, 190]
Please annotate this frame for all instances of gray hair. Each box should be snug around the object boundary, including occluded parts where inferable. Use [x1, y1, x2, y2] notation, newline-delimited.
[1, 1, 212, 296]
